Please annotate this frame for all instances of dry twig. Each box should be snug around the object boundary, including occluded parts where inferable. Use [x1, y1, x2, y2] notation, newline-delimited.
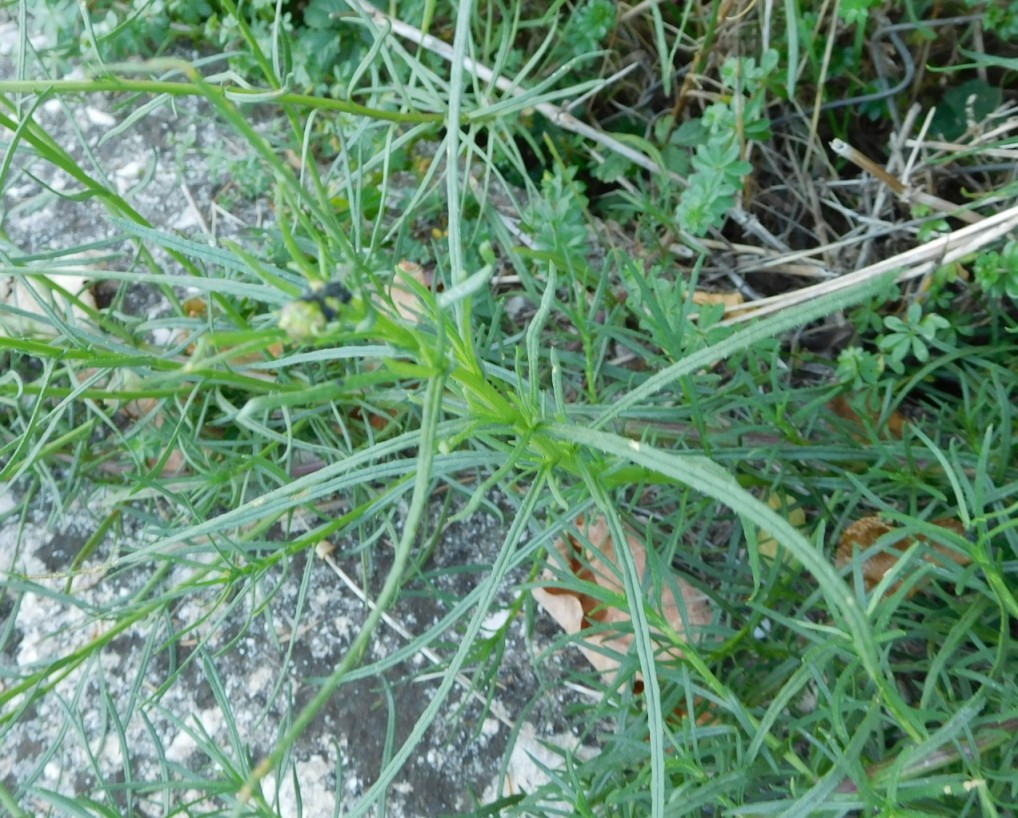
[722, 201, 1018, 324]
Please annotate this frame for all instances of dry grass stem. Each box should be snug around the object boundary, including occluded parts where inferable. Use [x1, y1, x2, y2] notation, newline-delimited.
[723, 201, 1018, 323]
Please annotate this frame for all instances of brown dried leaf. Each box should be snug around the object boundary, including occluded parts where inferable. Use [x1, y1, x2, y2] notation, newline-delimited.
[758, 492, 806, 563]
[691, 290, 744, 307]
[0, 273, 96, 338]
[836, 516, 970, 596]
[533, 514, 712, 686]
[349, 404, 398, 432]
[149, 447, 188, 477]
[182, 296, 208, 318]
[387, 260, 434, 322]
[213, 340, 284, 368]
[829, 394, 907, 439]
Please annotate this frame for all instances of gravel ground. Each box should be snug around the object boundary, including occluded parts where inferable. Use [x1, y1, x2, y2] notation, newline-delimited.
[0, 482, 591, 816]
[0, 22, 596, 816]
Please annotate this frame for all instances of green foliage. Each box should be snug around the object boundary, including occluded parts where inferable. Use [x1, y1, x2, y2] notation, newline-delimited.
[673, 51, 775, 237]
[205, 143, 276, 203]
[838, 0, 882, 26]
[297, 0, 397, 90]
[168, 0, 215, 25]
[966, 0, 1018, 38]
[524, 165, 591, 259]
[836, 345, 884, 389]
[878, 302, 953, 374]
[60, 0, 212, 60]
[675, 138, 752, 235]
[561, 0, 616, 59]
[974, 239, 1018, 300]
[3, 2, 1018, 817]
[931, 78, 1003, 140]
[796, 4, 886, 123]
[32, 0, 393, 91]
[619, 259, 729, 361]
[848, 278, 901, 335]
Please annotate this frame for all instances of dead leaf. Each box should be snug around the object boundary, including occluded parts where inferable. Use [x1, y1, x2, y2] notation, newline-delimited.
[836, 516, 970, 596]
[758, 492, 806, 563]
[533, 514, 712, 687]
[0, 273, 96, 338]
[387, 260, 434, 322]
[348, 404, 398, 432]
[829, 394, 907, 439]
[152, 447, 188, 477]
[182, 296, 208, 318]
[692, 290, 744, 308]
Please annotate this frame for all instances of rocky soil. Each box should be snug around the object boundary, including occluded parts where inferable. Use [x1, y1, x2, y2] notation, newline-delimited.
[0, 19, 596, 816]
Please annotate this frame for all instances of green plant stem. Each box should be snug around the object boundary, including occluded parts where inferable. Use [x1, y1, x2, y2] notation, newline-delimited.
[0, 78, 441, 124]
[583, 473, 667, 818]
[0, 780, 30, 818]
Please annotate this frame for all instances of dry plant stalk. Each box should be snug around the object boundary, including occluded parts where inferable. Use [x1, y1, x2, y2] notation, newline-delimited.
[830, 138, 983, 225]
[722, 201, 1018, 324]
